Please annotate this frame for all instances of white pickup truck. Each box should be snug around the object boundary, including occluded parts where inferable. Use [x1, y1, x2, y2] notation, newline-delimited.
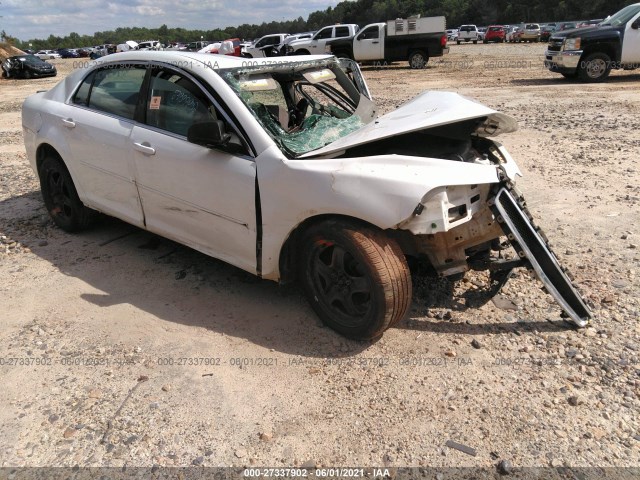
[286, 24, 359, 55]
[457, 24, 479, 44]
[242, 33, 289, 58]
[327, 16, 448, 69]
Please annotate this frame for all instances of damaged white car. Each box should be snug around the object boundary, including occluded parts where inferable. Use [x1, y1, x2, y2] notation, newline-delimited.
[22, 51, 592, 339]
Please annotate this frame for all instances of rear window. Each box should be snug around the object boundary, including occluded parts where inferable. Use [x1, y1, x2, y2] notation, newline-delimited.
[526, 24, 539, 29]
[335, 26, 351, 37]
[460, 25, 476, 31]
[73, 65, 146, 120]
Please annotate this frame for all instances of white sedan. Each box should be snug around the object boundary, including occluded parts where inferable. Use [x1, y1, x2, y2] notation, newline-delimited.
[35, 50, 61, 60]
[21, 51, 592, 339]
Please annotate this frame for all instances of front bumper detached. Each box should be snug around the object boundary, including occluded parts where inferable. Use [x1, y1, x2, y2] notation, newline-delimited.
[489, 186, 592, 327]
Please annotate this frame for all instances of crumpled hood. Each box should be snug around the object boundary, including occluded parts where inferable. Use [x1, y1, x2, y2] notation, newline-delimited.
[299, 91, 518, 158]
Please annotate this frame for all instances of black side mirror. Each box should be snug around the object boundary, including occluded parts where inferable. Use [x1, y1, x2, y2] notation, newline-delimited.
[632, 19, 640, 29]
[187, 120, 231, 148]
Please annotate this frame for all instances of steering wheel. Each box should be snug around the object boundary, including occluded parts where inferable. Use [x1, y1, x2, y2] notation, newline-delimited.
[294, 83, 327, 116]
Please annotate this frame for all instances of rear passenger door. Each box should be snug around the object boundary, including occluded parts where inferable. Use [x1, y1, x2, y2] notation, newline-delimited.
[63, 63, 147, 226]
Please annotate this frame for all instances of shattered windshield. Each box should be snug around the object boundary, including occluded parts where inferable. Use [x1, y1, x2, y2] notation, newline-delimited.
[220, 58, 375, 157]
[14, 55, 46, 66]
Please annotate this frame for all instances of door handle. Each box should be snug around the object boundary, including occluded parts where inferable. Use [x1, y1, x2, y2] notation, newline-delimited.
[372, 41, 380, 44]
[61, 118, 75, 128]
[133, 142, 156, 155]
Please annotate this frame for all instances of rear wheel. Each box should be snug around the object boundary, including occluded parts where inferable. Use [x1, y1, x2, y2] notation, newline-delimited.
[408, 50, 428, 69]
[578, 52, 612, 82]
[456, 40, 460, 45]
[298, 220, 411, 340]
[473, 40, 478, 44]
[39, 156, 96, 232]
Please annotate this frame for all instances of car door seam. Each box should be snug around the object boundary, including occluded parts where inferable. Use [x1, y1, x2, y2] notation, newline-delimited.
[136, 183, 249, 227]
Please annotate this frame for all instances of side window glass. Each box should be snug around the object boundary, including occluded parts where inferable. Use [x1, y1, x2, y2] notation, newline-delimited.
[335, 26, 350, 37]
[87, 66, 146, 120]
[145, 69, 217, 137]
[256, 39, 266, 48]
[73, 71, 96, 106]
[358, 27, 379, 40]
[316, 28, 332, 40]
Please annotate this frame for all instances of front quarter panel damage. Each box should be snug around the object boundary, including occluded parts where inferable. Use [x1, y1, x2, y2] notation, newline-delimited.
[257, 139, 520, 281]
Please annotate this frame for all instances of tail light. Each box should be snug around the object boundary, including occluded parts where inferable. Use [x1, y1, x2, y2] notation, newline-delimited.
[441, 35, 447, 47]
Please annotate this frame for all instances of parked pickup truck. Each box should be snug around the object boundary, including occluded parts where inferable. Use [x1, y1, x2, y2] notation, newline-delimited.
[544, 3, 640, 82]
[242, 33, 289, 58]
[327, 16, 448, 69]
[287, 24, 359, 55]
[457, 24, 479, 44]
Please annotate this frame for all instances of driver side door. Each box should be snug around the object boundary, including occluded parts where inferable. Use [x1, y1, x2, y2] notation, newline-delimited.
[130, 65, 258, 274]
[310, 27, 333, 53]
[353, 25, 384, 60]
[621, 12, 640, 64]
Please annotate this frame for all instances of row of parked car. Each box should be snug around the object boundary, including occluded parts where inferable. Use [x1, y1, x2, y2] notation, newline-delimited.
[22, 41, 169, 62]
[446, 19, 605, 44]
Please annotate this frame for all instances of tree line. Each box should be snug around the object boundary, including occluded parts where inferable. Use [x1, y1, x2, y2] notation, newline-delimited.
[9, 0, 634, 50]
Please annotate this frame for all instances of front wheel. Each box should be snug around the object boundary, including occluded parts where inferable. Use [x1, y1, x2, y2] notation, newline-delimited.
[39, 156, 96, 232]
[578, 52, 612, 82]
[408, 50, 428, 69]
[299, 220, 412, 340]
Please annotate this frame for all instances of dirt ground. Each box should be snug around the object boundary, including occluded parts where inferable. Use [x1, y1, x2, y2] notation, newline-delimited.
[1, 43, 639, 475]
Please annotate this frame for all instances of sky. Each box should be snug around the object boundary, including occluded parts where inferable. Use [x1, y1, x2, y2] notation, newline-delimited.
[1, 0, 341, 41]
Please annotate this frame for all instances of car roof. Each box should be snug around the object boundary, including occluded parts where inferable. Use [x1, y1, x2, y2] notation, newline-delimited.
[93, 50, 332, 70]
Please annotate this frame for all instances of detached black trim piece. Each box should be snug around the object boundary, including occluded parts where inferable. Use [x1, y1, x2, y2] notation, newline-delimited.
[491, 187, 592, 327]
[255, 174, 263, 278]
